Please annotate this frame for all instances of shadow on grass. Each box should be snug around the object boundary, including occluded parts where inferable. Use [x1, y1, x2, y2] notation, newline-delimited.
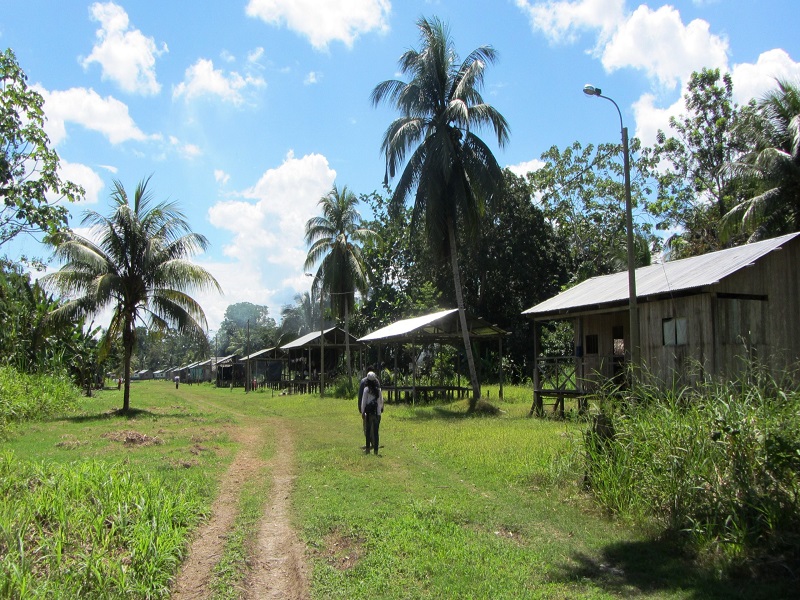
[557, 538, 796, 600]
[393, 405, 496, 421]
[58, 407, 200, 423]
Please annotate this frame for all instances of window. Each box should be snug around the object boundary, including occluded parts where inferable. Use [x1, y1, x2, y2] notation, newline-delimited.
[612, 326, 625, 356]
[585, 334, 599, 355]
[663, 317, 688, 346]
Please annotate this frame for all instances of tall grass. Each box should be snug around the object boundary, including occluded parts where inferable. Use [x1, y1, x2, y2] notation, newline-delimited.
[579, 372, 800, 576]
[0, 451, 207, 598]
[0, 365, 79, 436]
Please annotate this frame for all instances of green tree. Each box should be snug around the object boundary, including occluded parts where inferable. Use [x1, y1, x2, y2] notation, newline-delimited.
[459, 170, 569, 380]
[371, 16, 510, 409]
[528, 140, 655, 284]
[43, 177, 221, 413]
[723, 79, 800, 240]
[650, 68, 751, 257]
[304, 184, 375, 385]
[280, 291, 321, 340]
[216, 302, 278, 355]
[0, 48, 82, 249]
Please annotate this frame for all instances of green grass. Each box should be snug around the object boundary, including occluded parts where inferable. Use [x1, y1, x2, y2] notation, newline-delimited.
[1, 380, 794, 599]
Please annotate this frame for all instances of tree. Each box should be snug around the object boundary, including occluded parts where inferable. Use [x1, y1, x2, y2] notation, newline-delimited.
[650, 68, 751, 257]
[216, 302, 277, 355]
[43, 176, 221, 413]
[458, 170, 569, 380]
[280, 291, 320, 340]
[0, 48, 82, 249]
[304, 184, 375, 386]
[528, 140, 655, 284]
[371, 16, 510, 409]
[723, 79, 800, 240]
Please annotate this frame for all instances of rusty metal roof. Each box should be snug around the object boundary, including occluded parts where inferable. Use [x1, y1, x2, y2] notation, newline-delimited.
[523, 232, 800, 318]
[359, 308, 507, 343]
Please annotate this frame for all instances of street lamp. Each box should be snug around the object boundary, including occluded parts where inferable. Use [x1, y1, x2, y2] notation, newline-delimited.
[582, 84, 640, 376]
[306, 273, 325, 397]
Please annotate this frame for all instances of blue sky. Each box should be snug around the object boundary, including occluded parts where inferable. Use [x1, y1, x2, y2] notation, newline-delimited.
[1, 0, 798, 332]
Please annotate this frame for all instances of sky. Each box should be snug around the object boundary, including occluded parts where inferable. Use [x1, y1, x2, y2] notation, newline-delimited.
[1, 0, 798, 333]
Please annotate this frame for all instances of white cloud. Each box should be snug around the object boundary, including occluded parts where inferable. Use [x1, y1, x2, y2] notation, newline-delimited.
[247, 47, 265, 65]
[173, 58, 266, 105]
[601, 5, 728, 90]
[245, 0, 391, 50]
[507, 158, 546, 177]
[731, 49, 800, 105]
[631, 92, 683, 148]
[59, 161, 105, 204]
[36, 86, 154, 145]
[201, 152, 336, 327]
[82, 1, 167, 95]
[208, 150, 336, 266]
[214, 169, 231, 185]
[304, 71, 320, 85]
[168, 135, 203, 159]
[515, 0, 624, 45]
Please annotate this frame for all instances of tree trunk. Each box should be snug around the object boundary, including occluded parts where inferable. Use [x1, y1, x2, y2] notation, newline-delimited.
[447, 218, 480, 410]
[345, 300, 352, 389]
[122, 317, 133, 413]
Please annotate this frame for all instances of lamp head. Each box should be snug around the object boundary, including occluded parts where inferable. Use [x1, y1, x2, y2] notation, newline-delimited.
[583, 84, 601, 97]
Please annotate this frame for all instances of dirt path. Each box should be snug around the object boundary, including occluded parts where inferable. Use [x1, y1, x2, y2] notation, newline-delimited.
[243, 422, 309, 600]
[171, 421, 309, 599]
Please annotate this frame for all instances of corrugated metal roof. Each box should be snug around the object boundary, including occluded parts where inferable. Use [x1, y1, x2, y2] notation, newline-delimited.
[523, 232, 800, 317]
[279, 328, 336, 350]
[359, 308, 506, 342]
[242, 347, 277, 360]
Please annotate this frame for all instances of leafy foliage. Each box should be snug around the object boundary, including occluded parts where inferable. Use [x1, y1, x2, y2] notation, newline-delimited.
[214, 302, 278, 355]
[724, 79, 800, 240]
[372, 16, 510, 408]
[0, 260, 101, 392]
[581, 370, 800, 576]
[43, 177, 221, 412]
[0, 366, 79, 435]
[650, 69, 752, 257]
[528, 140, 655, 284]
[0, 48, 83, 249]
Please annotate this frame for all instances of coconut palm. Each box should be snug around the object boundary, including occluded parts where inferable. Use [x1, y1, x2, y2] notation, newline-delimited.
[280, 291, 319, 339]
[371, 16, 509, 409]
[723, 79, 800, 240]
[43, 176, 221, 412]
[304, 184, 375, 386]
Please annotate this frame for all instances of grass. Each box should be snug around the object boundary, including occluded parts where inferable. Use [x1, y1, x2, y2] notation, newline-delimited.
[0, 380, 795, 598]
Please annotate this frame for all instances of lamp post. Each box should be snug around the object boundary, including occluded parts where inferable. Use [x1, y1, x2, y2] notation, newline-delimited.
[583, 84, 640, 375]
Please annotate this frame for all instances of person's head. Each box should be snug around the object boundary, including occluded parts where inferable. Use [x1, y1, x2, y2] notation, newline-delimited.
[366, 371, 379, 389]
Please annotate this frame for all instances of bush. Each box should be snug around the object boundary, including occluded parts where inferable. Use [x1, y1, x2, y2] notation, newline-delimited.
[0, 366, 80, 435]
[580, 372, 800, 576]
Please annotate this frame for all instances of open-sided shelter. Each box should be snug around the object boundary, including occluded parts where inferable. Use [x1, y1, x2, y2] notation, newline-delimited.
[279, 327, 361, 393]
[241, 347, 285, 389]
[523, 232, 800, 415]
[358, 308, 508, 402]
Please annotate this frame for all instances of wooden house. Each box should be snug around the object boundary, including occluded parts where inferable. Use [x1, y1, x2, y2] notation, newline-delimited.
[522, 232, 800, 413]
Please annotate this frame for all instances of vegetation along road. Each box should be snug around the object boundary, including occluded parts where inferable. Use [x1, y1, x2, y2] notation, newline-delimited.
[2, 379, 796, 599]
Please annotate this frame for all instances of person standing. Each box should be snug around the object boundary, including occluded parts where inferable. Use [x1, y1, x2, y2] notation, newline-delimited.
[358, 366, 376, 449]
[174, 374, 180, 389]
[360, 371, 384, 455]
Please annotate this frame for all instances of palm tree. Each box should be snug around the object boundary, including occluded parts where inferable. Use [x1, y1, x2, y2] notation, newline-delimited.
[371, 16, 509, 409]
[723, 79, 800, 240]
[280, 290, 320, 339]
[304, 184, 375, 386]
[43, 176, 221, 412]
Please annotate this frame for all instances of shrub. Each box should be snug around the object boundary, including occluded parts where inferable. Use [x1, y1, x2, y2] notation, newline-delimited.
[0, 366, 80, 435]
[580, 372, 800, 576]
